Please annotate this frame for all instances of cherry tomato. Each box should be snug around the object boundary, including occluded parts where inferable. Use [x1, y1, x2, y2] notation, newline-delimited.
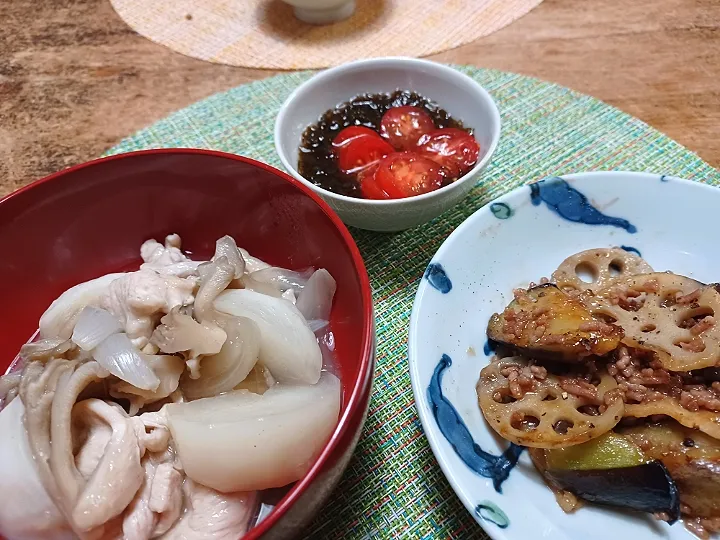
[336, 135, 394, 175]
[379, 106, 436, 150]
[332, 126, 381, 148]
[358, 166, 390, 200]
[417, 128, 480, 177]
[374, 151, 445, 199]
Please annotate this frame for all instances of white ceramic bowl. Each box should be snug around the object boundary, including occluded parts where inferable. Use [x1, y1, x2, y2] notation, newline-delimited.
[409, 172, 717, 540]
[274, 57, 501, 232]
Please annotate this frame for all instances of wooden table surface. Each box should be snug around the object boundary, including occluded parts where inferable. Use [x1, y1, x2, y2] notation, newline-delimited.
[0, 0, 717, 196]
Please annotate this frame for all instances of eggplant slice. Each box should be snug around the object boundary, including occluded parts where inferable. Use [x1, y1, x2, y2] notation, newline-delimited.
[619, 422, 720, 523]
[487, 284, 623, 361]
[542, 461, 680, 523]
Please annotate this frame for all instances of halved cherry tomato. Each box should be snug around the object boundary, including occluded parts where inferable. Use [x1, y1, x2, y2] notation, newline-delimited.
[336, 135, 394, 175]
[332, 126, 381, 148]
[358, 166, 390, 200]
[379, 106, 435, 150]
[417, 128, 480, 177]
[374, 151, 444, 199]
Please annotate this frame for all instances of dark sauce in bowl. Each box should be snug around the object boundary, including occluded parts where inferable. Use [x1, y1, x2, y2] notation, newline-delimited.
[298, 90, 471, 198]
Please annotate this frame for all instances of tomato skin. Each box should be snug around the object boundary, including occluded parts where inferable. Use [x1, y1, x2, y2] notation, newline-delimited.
[374, 151, 445, 199]
[358, 166, 390, 200]
[336, 135, 394, 175]
[332, 126, 381, 148]
[417, 128, 480, 177]
[379, 106, 436, 150]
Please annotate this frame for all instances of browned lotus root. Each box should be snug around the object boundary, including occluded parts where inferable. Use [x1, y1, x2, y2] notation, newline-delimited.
[592, 273, 720, 371]
[552, 248, 653, 294]
[625, 398, 720, 440]
[477, 356, 624, 448]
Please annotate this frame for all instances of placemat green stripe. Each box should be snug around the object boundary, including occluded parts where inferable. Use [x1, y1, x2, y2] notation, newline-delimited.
[106, 66, 719, 539]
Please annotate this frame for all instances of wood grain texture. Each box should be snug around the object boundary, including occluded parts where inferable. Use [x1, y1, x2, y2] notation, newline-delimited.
[0, 0, 717, 196]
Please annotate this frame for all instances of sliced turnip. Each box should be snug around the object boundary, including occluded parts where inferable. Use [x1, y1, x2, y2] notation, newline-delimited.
[166, 372, 341, 492]
[0, 397, 71, 540]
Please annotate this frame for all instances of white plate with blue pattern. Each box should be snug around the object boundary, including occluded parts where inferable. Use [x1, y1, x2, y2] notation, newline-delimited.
[409, 172, 720, 540]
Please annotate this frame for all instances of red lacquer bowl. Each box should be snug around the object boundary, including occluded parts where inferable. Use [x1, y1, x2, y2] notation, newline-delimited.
[0, 149, 375, 539]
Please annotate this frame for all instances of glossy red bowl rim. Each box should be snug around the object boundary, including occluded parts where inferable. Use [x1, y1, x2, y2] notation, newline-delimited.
[0, 148, 375, 539]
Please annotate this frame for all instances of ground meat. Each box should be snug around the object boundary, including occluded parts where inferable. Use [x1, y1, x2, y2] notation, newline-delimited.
[679, 336, 706, 352]
[690, 316, 715, 335]
[558, 377, 600, 403]
[530, 365, 548, 380]
[679, 385, 720, 412]
[496, 361, 550, 400]
[684, 516, 720, 540]
[633, 279, 660, 294]
[501, 309, 531, 339]
[527, 277, 550, 288]
[611, 346, 720, 412]
[677, 288, 702, 305]
[578, 320, 619, 335]
[605, 284, 646, 311]
[554, 490, 581, 513]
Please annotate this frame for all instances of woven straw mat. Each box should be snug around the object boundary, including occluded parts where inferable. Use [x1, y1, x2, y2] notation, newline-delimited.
[109, 0, 543, 69]
[105, 66, 720, 539]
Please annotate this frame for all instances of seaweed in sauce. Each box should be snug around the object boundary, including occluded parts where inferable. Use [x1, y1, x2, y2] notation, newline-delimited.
[298, 90, 472, 198]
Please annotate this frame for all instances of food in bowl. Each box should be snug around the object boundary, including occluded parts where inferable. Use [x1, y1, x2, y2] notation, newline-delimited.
[0, 233, 341, 540]
[297, 90, 480, 200]
[478, 248, 720, 538]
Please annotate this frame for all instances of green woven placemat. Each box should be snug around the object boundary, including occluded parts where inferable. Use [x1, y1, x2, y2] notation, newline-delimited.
[106, 66, 719, 539]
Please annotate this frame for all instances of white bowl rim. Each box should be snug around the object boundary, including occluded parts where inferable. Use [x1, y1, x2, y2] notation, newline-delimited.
[274, 56, 502, 206]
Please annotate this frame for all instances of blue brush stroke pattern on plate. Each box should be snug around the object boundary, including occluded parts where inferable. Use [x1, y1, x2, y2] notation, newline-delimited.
[530, 177, 637, 233]
[620, 245, 642, 257]
[483, 340, 496, 356]
[476, 501, 510, 529]
[424, 263, 452, 293]
[427, 354, 524, 492]
[490, 202, 513, 219]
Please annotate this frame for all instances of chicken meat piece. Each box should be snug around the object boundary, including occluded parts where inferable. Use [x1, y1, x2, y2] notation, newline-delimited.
[70, 399, 145, 532]
[100, 270, 195, 348]
[162, 480, 257, 540]
[140, 236, 202, 278]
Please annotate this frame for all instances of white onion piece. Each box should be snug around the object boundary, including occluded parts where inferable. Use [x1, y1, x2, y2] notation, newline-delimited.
[181, 316, 261, 400]
[281, 289, 296, 304]
[249, 267, 314, 293]
[214, 290, 322, 384]
[93, 333, 160, 391]
[0, 398, 72, 540]
[213, 236, 245, 279]
[71, 307, 123, 351]
[110, 354, 185, 410]
[39, 273, 126, 339]
[239, 275, 283, 298]
[238, 248, 270, 273]
[167, 372, 341, 492]
[296, 269, 336, 322]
